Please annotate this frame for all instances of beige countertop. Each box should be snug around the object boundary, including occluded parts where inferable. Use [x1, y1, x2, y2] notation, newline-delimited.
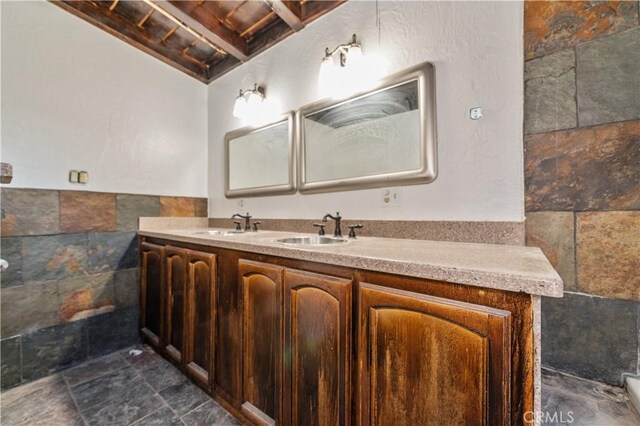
[138, 220, 562, 297]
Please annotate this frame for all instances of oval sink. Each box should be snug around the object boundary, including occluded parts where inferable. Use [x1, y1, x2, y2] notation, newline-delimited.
[275, 236, 348, 246]
[192, 230, 245, 236]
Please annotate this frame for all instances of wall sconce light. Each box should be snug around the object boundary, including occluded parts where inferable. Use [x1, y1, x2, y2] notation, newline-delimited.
[318, 34, 366, 97]
[233, 84, 265, 119]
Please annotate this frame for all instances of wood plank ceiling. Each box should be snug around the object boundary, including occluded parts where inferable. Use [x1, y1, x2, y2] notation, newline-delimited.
[51, 0, 345, 83]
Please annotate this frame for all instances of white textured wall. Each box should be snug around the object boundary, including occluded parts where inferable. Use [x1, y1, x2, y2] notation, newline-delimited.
[208, 1, 524, 221]
[1, 1, 208, 197]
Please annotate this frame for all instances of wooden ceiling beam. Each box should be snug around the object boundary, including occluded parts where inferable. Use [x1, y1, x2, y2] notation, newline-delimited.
[302, 0, 346, 23]
[156, 1, 249, 61]
[240, 11, 277, 39]
[51, 0, 348, 84]
[266, 1, 304, 32]
[247, 18, 293, 56]
[50, 0, 209, 83]
[207, 54, 242, 83]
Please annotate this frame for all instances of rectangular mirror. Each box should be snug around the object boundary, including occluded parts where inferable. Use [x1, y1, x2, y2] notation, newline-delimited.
[225, 112, 296, 198]
[297, 62, 436, 193]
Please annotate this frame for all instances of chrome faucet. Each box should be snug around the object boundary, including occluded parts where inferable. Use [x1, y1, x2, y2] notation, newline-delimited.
[231, 212, 252, 231]
[322, 212, 342, 237]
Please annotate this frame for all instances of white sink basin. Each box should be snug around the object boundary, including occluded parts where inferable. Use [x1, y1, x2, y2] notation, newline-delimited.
[275, 236, 348, 246]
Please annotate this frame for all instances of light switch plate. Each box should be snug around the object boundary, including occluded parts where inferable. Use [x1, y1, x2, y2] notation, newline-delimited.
[69, 170, 79, 183]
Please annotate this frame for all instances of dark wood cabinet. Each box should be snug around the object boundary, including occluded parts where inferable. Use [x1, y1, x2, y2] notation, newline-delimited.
[141, 244, 216, 392]
[139, 237, 533, 425]
[283, 269, 352, 426]
[357, 282, 512, 426]
[164, 246, 188, 363]
[239, 260, 283, 426]
[185, 250, 217, 391]
[140, 242, 165, 349]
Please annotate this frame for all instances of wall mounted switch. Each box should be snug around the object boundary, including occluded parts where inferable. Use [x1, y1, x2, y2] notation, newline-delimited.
[69, 170, 79, 183]
[78, 171, 89, 184]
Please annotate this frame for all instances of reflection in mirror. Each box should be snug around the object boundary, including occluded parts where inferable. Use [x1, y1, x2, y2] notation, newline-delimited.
[225, 113, 295, 197]
[298, 63, 436, 193]
[305, 80, 420, 183]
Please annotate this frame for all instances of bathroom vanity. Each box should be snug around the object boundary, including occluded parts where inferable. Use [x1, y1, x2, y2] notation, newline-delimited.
[137, 223, 561, 426]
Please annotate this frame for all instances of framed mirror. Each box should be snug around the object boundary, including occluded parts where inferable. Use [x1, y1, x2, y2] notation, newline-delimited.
[225, 112, 296, 198]
[297, 62, 437, 193]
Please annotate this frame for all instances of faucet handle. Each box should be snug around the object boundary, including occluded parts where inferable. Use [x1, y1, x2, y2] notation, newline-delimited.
[313, 223, 326, 236]
[252, 221, 262, 232]
[347, 224, 363, 239]
[233, 220, 242, 231]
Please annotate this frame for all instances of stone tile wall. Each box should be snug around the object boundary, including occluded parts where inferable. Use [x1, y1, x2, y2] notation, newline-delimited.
[524, 1, 640, 386]
[0, 188, 207, 389]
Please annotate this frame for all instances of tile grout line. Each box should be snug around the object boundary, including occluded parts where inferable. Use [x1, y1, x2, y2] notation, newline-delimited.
[18, 334, 24, 389]
[573, 45, 579, 128]
[127, 401, 172, 426]
[65, 352, 147, 415]
[524, 117, 640, 139]
[63, 353, 130, 389]
[61, 373, 90, 426]
[529, 25, 640, 61]
[543, 365, 639, 391]
[573, 211, 578, 293]
[165, 401, 188, 426]
[125, 346, 189, 425]
[180, 399, 213, 421]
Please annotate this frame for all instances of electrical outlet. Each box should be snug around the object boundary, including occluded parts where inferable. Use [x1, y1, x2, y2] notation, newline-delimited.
[470, 107, 483, 120]
[237, 198, 244, 209]
[381, 187, 402, 207]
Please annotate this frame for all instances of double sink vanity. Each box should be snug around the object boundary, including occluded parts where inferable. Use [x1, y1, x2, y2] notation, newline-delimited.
[137, 216, 561, 426]
[133, 60, 563, 425]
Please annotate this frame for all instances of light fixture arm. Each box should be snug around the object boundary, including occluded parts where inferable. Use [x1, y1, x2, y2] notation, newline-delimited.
[238, 84, 265, 98]
[323, 34, 361, 67]
[233, 83, 266, 120]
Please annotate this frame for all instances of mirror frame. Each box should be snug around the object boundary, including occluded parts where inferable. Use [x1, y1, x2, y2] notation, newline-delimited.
[224, 112, 296, 198]
[296, 62, 437, 194]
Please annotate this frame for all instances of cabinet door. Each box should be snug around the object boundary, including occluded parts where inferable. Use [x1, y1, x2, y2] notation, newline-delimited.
[239, 260, 283, 426]
[164, 247, 188, 364]
[283, 269, 352, 426]
[140, 242, 165, 349]
[185, 250, 217, 391]
[357, 283, 511, 426]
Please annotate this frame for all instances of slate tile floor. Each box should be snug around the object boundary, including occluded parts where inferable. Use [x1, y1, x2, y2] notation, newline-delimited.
[0, 345, 239, 426]
[541, 369, 640, 425]
[2, 346, 639, 425]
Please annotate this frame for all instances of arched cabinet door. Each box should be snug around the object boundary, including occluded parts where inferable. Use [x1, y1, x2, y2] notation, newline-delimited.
[357, 283, 512, 426]
[185, 250, 217, 391]
[283, 269, 352, 426]
[140, 242, 165, 349]
[239, 260, 284, 426]
[164, 246, 188, 364]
